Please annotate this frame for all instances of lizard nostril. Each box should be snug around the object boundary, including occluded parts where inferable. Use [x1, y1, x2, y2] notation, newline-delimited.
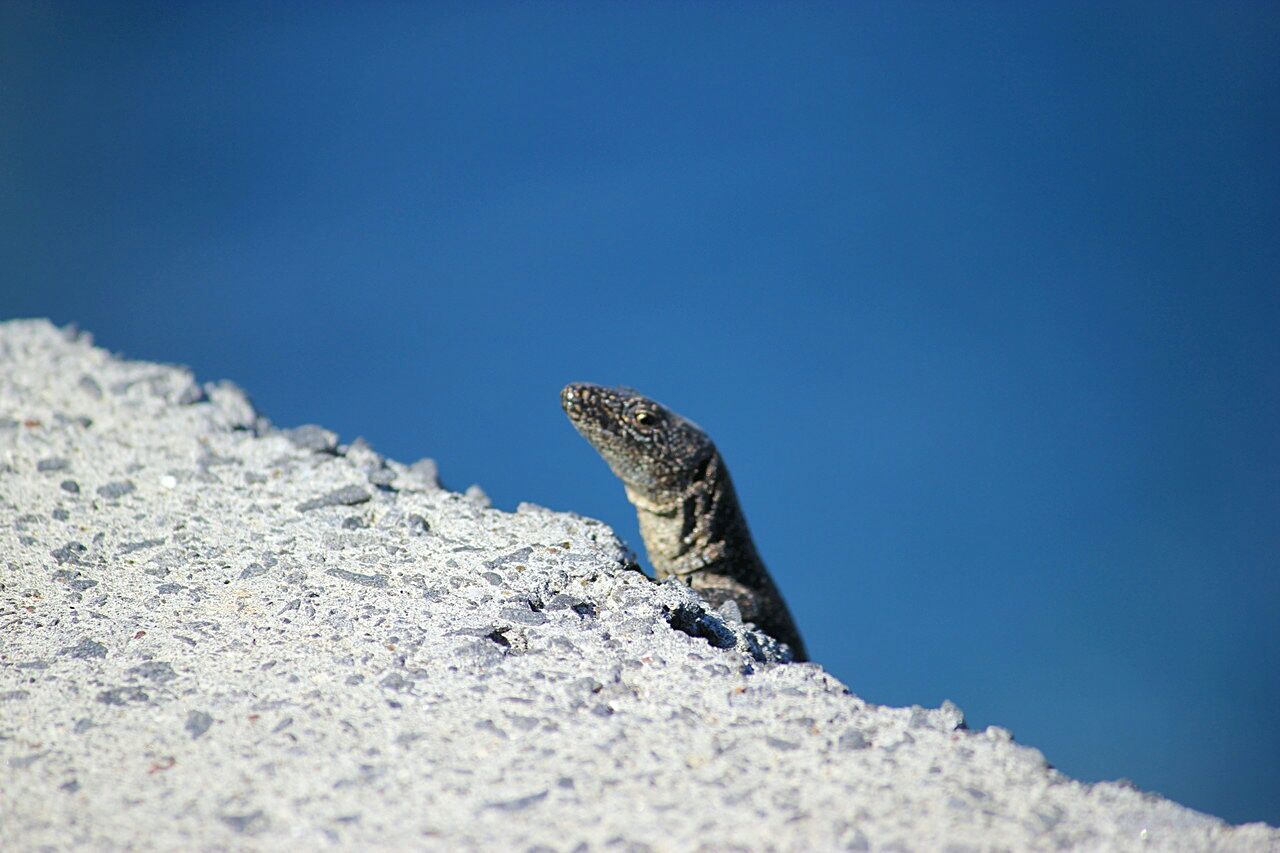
[562, 383, 598, 411]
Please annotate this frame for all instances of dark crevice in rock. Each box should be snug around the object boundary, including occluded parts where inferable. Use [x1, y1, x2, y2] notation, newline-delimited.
[664, 604, 735, 650]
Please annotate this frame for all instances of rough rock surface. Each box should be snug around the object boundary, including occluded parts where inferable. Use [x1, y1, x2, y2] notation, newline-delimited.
[0, 319, 1275, 851]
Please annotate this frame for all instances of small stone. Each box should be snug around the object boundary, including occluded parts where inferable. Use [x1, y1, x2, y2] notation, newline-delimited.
[297, 485, 371, 512]
[380, 673, 411, 692]
[505, 714, 539, 732]
[614, 617, 650, 637]
[60, 479, 80, 494]
[9, 751, 47, 769]
[839, 728, 871, 751]
[501, 605, 548, 627]
[78, 375, 103, 399]
[939, 700, 967, 731]
[51, 508, 70, 521]
[545, 593, 583, 611]
[548, 637, 578, 654]
[341, 516, 368, 530]
[96, 480, 136, 499]
[219, 810, 267, 834]
[118, 538, 165, 555]
[485, 547, 533, 569]
[37, 457, 69, 472]
[485, 790, 548, 812]
[128, 661, 177, 683]
[407, 458, 441, 489]
[239, 563, 268, 580]
[185, 710, 213, 739]
[51, 541, 86, 564]
[571, 677, 603, 695]
[60, 638, 107, 659]
[325, 568, 387, 588]
[177, 382, 208, 405]
[716, 599, 743, 625]
[283, 424, 339, 453]
[198, 449, 238, 469]
[474, 719, 508, 739]
[97, 686, 149, 706]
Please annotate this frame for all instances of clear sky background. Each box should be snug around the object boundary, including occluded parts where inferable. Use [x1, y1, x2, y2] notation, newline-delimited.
[4, 1, 1277, 827]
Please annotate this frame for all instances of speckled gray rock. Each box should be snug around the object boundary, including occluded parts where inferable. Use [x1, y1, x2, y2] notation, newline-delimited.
[0, 320, 1275, 851]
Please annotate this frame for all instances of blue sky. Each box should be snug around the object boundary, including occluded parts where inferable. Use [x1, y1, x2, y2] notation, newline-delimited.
[4, 2, 1277, 826]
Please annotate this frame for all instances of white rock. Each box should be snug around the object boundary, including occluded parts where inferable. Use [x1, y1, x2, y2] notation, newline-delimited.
[0, 319, 1274, 851]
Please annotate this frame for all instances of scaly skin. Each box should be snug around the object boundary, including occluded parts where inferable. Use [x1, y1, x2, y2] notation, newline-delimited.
[561, 383, 807, 661]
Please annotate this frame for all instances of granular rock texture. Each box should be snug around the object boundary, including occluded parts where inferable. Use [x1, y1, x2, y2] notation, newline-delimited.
[0, 320, 1275, 851]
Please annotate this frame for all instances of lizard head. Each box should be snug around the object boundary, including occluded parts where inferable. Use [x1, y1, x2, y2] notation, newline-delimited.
[561, 383, 715, 504]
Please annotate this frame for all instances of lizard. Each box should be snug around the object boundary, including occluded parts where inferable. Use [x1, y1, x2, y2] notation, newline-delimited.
[560, 383, 808, 661]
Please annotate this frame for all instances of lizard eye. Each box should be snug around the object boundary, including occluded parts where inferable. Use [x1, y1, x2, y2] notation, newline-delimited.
[633, 410, 658, 428]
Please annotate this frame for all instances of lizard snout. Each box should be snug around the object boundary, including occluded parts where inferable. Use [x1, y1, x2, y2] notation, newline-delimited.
[560, 382, 596, 417]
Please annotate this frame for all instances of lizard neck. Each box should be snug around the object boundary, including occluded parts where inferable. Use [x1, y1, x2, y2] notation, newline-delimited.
[627, 452, 760, 581]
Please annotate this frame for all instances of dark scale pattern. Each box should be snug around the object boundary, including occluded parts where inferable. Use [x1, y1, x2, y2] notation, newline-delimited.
[562, 383, 807, 660]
